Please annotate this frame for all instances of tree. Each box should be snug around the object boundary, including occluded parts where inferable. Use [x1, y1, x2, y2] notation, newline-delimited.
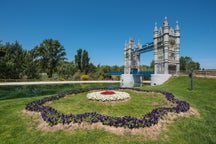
[82, 50, 90, 74]
[74, 48, 90, 74]
[0, 41, 40, 79]
[180, 56, 200, 71]
[57, 61, 77, 79]
[33, 39, 66, 78]
[75, 49, 82, 72]
[22, 50, 39, 79]
[0, 41, 27, 79]
[150, 60, 154, 70]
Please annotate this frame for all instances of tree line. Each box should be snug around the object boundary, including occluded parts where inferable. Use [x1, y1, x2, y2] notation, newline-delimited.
[180, 56, 200, 71]
[0, 39, 200, 80]
[0, 39, 127, 80]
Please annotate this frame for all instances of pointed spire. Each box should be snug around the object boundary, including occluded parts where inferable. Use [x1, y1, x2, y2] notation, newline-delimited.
[138, 39, 142, 48]
[124, 40, 127, 47]
[154, 22, 158, 31]
[175, 20, 180, 30]
[163, 16, 169, 26]
[129, 37, 134, 44]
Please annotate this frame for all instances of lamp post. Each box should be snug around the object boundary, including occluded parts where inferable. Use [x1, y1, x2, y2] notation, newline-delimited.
[189, 68, 194, 90]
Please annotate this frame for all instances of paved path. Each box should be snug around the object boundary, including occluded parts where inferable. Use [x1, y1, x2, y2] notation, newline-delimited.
[0, 80, 120, 86]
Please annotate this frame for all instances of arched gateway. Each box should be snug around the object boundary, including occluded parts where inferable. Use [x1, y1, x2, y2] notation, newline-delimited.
[121, 17, 180, 87]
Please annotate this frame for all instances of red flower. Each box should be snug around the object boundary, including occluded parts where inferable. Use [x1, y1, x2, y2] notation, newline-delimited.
[100, 91, 116, 95]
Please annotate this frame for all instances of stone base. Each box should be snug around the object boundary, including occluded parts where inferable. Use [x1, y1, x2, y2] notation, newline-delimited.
[151, 74, 172, 86]
[120, 74, 134, 88]
[120, 74, 143, 87]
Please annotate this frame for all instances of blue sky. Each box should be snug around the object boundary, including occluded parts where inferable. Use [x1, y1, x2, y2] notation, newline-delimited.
[1, 0, 216, 69]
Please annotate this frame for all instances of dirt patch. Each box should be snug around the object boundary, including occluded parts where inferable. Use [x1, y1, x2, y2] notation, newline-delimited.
[22, 107, 200, 139]
[151, 102, 158, 106]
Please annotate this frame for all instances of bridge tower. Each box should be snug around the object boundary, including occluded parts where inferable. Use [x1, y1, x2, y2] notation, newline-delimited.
[121, 38, 142, 87]
[124, 38, 141, 74]
[121, 17, 180, 87]
[153, 17, 180, 75]
[151, 17, 180, 85]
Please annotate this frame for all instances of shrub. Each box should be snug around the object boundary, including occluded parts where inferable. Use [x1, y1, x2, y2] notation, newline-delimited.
[58, 77, 65, 81]
[72, 72, 81, 80]
[98, 75, 104, 80]
[80, 75, 90, 80]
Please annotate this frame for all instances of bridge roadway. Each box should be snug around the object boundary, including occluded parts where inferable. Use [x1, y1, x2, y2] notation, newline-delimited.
[109, 71, 154, 77]
[132, 42, 154, 54]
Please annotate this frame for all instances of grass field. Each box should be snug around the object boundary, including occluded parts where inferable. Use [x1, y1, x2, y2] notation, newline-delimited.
[0, 77, 215, 144]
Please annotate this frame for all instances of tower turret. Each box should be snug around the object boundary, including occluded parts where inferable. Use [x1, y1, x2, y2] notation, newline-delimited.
[154, 22, 159, 74]
[154, 22, 158, 38]
[163, 16, 169, 27]
[175, 21, 180, 73]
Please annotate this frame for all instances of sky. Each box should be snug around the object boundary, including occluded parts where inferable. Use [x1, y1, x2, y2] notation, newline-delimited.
[1, 0, 216, 69]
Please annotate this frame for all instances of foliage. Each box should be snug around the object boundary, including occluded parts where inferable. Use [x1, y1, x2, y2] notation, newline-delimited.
[56, 61, 76, 79]
[98, 75, 104, 80]
[32, 39, 66, 78]
[75, 48, 92, 74]
[150, 60, 154, 70]
[0, 41, 39, 79]
[80, 74, 91, 80]
[25, 87, 190, 128]
[180, 56, 200, 70]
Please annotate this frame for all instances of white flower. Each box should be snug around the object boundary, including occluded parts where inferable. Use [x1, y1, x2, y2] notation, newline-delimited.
[86, 91, 130, 102]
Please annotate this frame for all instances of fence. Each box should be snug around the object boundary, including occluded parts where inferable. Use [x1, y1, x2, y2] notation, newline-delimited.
[178, 70, 216, 78]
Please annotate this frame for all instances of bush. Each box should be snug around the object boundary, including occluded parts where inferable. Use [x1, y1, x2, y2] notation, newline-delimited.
[98, 75, 104, 80]
[80, 75, 90, 80]
[72, 72, 81, 80]
[58, 77, 65, 81]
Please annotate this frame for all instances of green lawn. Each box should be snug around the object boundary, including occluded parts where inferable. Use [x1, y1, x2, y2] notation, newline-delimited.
[0, 77, 215, 144]
[46, 90, 168, 118]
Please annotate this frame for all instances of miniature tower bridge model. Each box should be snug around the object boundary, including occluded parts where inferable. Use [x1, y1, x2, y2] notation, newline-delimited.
[121, 17, 180, 87]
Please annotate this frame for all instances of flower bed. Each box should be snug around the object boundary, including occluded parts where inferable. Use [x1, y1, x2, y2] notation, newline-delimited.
[87, 90, 130, 101]
[25, 88, 190, 129]
[100, 90, 116, 95]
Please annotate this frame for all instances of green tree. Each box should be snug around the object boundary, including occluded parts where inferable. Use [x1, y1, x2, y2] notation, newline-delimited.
[57, 61, 77, 79]
[82, 50, 90, 74]
[180, 56, 200, 71]
[74, 48, 90, 74]
[22, 50, 39, 79]
[0, 41, 40, 79]
[150, 60, 154, 70]
[0, 41, 27, 79]
[33, 39, 66, 78]
[75, 49, 82, 72]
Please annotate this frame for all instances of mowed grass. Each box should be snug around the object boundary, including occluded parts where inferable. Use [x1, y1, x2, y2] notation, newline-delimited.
[46, 90, 168, 118]
[144, 76, 216, 144]
[0, 77, 215, 144]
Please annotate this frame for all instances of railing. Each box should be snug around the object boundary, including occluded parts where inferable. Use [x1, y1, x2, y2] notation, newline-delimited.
[178, 70, 216, 78]
[109, 71, 154, 77]
[132, 42, 154, 54]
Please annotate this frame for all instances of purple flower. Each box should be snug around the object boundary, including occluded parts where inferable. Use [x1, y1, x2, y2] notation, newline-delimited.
[25, 87, 190, 128]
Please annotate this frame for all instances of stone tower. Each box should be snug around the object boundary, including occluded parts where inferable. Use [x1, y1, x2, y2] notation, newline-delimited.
[124, 38, 141, 74]
[153, 17, 180, 75]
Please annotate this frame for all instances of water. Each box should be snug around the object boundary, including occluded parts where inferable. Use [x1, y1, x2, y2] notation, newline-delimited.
[0, 83, 119, 100]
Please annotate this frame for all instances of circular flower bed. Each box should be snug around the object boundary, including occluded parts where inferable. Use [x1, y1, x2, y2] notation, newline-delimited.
[25, 88, 190, 129]
[87, 90, 130, 101]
